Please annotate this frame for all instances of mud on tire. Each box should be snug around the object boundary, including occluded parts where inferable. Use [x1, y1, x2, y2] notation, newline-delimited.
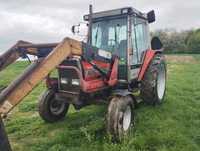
[106, 96, 135, 141]
[141, 54, 166, 105]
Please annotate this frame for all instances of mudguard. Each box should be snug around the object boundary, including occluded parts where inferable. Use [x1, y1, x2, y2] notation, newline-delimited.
[138, 49, 162, 81]
[112, 89, 137, 107]
[112, 89, 133, 97]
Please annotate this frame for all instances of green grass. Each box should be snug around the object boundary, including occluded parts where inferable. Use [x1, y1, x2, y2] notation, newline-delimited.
[1, 55, 200, 151]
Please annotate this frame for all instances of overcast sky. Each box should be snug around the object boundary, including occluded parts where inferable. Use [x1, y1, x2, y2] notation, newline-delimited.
[0, 0, 199, 51]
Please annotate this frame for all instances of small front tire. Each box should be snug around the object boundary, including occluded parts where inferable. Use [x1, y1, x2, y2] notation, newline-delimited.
[106, 96, 135, 141]
[38, 90, 69, 123]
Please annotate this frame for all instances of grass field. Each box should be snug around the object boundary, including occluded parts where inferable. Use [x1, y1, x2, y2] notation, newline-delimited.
[1, 55, 200, 151]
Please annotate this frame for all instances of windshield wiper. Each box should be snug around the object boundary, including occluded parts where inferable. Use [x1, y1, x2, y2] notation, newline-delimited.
[114, 24, 121, 52]
[114, 24, 118, 44]
[95, 24, 100, 46]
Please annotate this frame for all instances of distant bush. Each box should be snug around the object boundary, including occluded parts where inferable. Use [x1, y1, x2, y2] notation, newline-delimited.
[186, 29, 200, 52]
[151, 28, 200, 54]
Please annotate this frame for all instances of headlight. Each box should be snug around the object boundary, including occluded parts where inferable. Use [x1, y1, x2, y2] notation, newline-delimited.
[72, 79, 80, 85]
[60, 78, 68, 84]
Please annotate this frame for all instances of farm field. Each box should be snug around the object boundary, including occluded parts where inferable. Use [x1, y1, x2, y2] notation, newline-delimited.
[1, 55, 200, 151]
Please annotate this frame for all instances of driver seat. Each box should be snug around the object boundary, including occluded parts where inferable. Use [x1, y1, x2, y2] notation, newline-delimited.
[115, 40, 127, 59]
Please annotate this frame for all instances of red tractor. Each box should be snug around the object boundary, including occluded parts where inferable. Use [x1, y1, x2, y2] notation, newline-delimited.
[0, 5, 166, 149]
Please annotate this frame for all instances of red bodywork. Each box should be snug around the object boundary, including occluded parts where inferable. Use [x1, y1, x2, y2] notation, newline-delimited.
[47, 58, 119, 93]
[46, 49, 159, 92]
[82, 60, 110, 81]
[138, 49, 156, 81]
[82, 58, 119, 92]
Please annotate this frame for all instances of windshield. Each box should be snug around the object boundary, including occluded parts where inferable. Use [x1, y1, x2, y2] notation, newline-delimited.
[91, 17, 127, 60]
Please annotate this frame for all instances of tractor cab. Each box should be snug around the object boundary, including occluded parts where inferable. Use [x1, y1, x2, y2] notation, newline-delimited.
[83, 7, 156, 81]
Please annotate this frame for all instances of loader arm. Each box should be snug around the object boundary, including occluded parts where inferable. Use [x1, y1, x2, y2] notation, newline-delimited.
[0, 41, 29, 71]
[0, 37, 82, 116]
[0, 41, 59, 72]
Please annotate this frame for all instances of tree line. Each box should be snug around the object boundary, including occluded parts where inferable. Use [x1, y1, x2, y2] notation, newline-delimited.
[151, 28, 200, 54]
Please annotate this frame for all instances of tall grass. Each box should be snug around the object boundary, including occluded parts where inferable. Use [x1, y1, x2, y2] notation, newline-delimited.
[1, 56, 200, 151]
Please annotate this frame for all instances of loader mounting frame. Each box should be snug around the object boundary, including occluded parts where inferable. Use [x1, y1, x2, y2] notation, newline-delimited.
[0, 37, 82, 116]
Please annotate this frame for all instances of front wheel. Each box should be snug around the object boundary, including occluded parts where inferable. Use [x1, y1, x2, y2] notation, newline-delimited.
[141, 54, 166, 105]
[106, 96, 135, 141]
[38, 90, 69, 123]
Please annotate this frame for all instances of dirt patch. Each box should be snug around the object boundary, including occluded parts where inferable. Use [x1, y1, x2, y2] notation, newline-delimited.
[165, 55, 197, 63]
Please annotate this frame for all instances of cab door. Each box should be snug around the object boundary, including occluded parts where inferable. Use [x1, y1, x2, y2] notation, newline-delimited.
[129, 16, 151, 79]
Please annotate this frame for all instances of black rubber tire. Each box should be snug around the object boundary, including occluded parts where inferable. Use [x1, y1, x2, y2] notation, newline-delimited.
[38, 90, 69, 123]
[106, 95, 135, 141]
[0, 118, 12, 151]
[141, 54, 166, 105]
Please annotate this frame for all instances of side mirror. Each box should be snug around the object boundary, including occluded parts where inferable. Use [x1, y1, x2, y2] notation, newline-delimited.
[151, 37, 163, 50]
[147, 10, 155, 23]
[71, 25, 76, 34]
[71, 24, 80, 35]
[71, 23, 88, 35]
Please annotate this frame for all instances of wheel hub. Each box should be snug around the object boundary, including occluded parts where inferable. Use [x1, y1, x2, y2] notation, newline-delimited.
[122, 106, 132, 131]
[157, 63, 166, 100]
[50, 100, 66, 115]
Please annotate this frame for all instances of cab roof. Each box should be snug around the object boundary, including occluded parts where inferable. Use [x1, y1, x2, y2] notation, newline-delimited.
[83, 7, 148, 21]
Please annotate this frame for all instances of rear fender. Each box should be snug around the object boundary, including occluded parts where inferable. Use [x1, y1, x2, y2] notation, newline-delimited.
[138, 49, 162, 81]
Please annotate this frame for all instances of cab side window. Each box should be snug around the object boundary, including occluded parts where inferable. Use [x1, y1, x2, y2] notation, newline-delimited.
[131, 17, 150, 64]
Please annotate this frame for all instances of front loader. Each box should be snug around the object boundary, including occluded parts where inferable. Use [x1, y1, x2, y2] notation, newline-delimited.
[0, 5, 166, 149]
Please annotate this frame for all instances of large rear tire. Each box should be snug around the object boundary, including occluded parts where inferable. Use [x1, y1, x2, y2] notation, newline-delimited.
[141, 54, 166, 105]
[38, 90, 69, 123]
[106, 96, 135, 141]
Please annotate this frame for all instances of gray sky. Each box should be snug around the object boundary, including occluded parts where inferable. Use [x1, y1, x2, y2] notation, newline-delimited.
[0, 0, 199, 51]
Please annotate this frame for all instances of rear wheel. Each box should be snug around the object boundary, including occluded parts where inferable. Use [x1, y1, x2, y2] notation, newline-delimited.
[141, 54, 166, 105]
[106, 96, 135, 141]
[38, 90, 69, 123]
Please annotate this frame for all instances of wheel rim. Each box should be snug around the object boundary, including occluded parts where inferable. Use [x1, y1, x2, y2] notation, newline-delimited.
[122, 106, 132, 131]
[157, 63, 166, 100]
[50, 99, 66, 115]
